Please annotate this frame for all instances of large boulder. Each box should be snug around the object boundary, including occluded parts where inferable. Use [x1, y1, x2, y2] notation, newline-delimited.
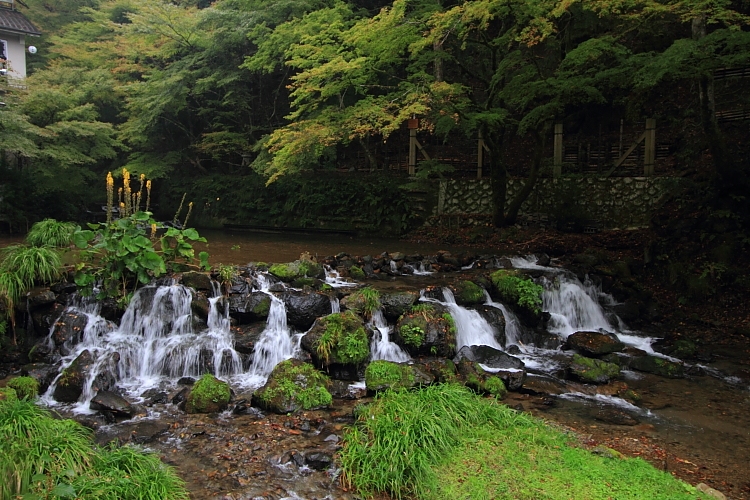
[53, 349, 94, 402]
[282, 291, 332, 330]
[566, 331, 625, 357]
[380, 291, 419, 321]
[364, 360, 434, 392]
[90, 390, 134, 418]
[568, 354, 621, 384]
[453, 345, 526, 390]
[269, 260, 324, 282]
[180, 271, 213, 291]
[228, 291, 272, 324]
[51, 310, 89, 347]
[252, 359, 332, 414]
[30, 302, 66, 337]
[393, 304, 456, 357]
[301, 311, 370, 379]
[185, 374, 231, 413]
[231, 323, 266, 355]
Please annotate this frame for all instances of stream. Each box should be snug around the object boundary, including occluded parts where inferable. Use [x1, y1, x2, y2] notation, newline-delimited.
[2, 231, 749, 499]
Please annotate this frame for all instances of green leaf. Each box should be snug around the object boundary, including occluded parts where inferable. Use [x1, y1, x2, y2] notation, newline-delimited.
[73, 230, 95, 249]
[51, 483, 77, 498]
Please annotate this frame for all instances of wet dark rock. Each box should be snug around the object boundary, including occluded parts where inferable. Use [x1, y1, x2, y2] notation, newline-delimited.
[380, 291, 419, 321]
[177, 377, 196, 385]
[535, 254, 551, 267]
[141, 388, 169, 405]
[23, 287, 57, 311]
[305, 452, 333, 470]
[21, 362, 59, 393]
[128, 421, 171, 444]
[629, 355, 684, 378]
[450, 280, 486, 306]
[229, 292, 272, 324]
[566, 331, 625, 357]
[231, 323, 266, 355]
[28, 339, 55, 363]
[53, 349, 94, 402]
[653, 339, 698, 360]
[329, 380, 367, 399]
[452, 345, 527, 390]
[520, 373, 571, 395]
[592, 408, 640, 426]
[30, 302, 66, 336]
[181, 271, 213, 291]
[282, 291, 332, 330]
[190, 291, 211, 323]
[50, 281, 77, 294]
[171, 387, 190, 405]
[51, 310, 89, 347]
[90, 390, 134, 418]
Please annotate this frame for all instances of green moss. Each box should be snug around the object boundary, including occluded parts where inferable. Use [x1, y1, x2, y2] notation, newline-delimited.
[7, 376, 39, 400]
[349, 265, 366, 280]
[365, 361, 414, 391]
[291, 277, 316, 288]
[0, 387, 17, 403]
[251, 296, 271, 316]
[186, 374, 231, 413]
[457, 280, 485, 304]
[258, 360, 332, 410]
[569, 354, 621, 384]
[269, 262, 300, 281]
[316, 311, 369, 365]
[482, 376, 507, 398]
[345, 287, 380, 317]
[410, 303, 434, 314]
[490, 270, 544, 314]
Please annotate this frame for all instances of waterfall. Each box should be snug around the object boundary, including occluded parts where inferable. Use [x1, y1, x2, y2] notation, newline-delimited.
[405, 261, 433, 275]
[330, 296, 340, 313]
[483, 290, 523, 347]
[43, 282, 245, 413]
[324, 265, 357, 288]
[389, 260, 398, 274]
[240, 273, 297, 387]
[369, 309, 410, 362]
[422, 288, 502, 351]
[541, 275, 614, 338]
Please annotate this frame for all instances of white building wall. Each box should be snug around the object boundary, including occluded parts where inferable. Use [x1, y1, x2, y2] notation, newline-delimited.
[2, 32, 26, 79]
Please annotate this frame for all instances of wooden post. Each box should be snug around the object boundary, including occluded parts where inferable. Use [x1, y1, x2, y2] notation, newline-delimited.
[408, 119, 419, 175]
[644, 118, 656, 176]
[553, 123, 563, 178]
[477, 130, 484, 179]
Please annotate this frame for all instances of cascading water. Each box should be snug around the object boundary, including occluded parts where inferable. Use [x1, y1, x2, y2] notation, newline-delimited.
[422, 288, 502, 351]
[369, 309, 410, 362]
[44, 282, 245, 413]
[330, 296, 340, 313]
[389, 260, 398, 274]
[324, 265, 357, 288]
[541, 275, 614, 338]
[482, 290, 523, 347]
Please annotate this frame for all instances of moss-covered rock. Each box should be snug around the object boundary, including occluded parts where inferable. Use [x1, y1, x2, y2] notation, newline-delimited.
[253, 359, 332, 413]
[364, 360, 434, 392]
[269, 260, 324, 282]
[629, 355, 684, 378]
[380, 291, 419, 321]
[185, 374, 231, 413]
[394, 304, 456, 357]
[301, 311, 370, 372]
[451, 280, 486, 306]
[54, 349, 95, 402]
[7, 376, 39, 400]
[456, 360, 508, 398]
[349, 265, 366, 280]
[489, 269, 544, 322]
[340, 288, 380, 318]
[419, 358, 459, 383]
[568, 354, 621, 384]
[0, 387, 17, 403]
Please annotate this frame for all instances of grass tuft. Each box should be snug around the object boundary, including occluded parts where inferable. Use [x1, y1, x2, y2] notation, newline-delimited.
[25, 219, 78, 248]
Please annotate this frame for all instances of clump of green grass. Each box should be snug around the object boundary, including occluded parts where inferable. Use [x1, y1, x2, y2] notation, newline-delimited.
[490, 270, 544, 314]
[0, 398, 188, 499]
[0, 244, 62, 289]
[7, 376, 39, 400]
[25, 219, 78, 248]
[341, 384, 710, 500]
[315, 311, 369, 365]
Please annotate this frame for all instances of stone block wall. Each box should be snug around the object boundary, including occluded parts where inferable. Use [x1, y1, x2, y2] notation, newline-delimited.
[436, 177, 680, 229]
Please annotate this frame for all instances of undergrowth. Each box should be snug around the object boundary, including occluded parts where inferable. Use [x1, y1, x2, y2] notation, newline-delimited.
[340, 384, 709, 500]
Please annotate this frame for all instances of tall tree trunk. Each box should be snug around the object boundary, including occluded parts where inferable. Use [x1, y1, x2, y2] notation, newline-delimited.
[433, 39, 444, 83]
[484, 129, 507, 227]
[505, 128, 547, 226]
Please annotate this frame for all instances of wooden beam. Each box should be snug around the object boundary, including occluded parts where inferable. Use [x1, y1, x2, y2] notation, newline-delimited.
[605, 130, 646, 177]
[408, 128, 417, 175]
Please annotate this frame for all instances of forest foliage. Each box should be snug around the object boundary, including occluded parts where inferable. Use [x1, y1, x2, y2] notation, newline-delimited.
[0, 0, 748, 227]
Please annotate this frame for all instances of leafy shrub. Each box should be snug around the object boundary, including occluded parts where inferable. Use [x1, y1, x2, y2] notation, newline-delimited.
[25, 219, 77, 248]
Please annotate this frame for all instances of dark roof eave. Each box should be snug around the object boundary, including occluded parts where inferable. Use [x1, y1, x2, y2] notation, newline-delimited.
[0, 27, 41, 36]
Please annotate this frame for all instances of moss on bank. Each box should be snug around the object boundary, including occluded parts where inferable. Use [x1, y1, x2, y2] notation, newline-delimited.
[185, 374, 231, 413]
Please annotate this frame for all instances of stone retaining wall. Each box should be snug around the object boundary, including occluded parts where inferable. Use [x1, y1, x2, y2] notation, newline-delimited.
[436, 177, 680, 229]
